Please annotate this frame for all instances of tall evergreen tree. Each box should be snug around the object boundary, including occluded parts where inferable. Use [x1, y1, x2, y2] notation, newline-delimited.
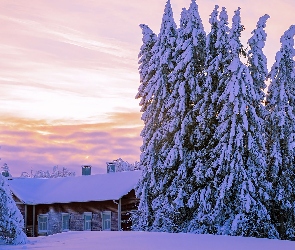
[212, 7, 277, 238]
[265, 25, 295, 240]
[187, 6, 231, 234]
[190, 8, 277, 238]
[133, 24, 157, 232]
[134, 0, 177, 232]
[0, 175, 27, 245]
[155, 0, 206, 232]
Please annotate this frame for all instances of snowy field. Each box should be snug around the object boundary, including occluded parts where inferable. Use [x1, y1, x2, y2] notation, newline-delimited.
[1, 231, 295, 250]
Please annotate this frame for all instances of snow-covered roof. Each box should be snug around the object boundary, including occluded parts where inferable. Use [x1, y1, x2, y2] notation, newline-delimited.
[7, 171, 141, 205]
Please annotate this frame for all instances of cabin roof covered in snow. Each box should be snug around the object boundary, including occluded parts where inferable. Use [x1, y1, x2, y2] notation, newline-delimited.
[7, 171, 141, 205]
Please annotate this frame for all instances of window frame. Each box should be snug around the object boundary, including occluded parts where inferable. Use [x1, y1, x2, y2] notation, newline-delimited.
[83, 212, 92, 231]
[102, 211, 112, 231]
[62, 213, 70, 232]
[38, 214, 48, 234]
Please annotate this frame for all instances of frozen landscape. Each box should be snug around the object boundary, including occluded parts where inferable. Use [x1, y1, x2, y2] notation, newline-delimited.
[1, 0, 295, 247]
[2, 231, 295, 250]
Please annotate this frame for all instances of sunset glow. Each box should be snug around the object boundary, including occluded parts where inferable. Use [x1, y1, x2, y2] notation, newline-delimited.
[0, 0, 294, 176]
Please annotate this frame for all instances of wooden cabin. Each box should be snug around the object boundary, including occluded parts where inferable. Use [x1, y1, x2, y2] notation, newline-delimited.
[7, 170, 141, 236]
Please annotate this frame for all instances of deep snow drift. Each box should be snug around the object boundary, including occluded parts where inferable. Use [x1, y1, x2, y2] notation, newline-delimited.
[1, 231, 295, 250]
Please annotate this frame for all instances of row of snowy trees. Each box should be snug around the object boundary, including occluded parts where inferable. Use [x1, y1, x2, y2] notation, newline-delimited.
[134, 0, 295, 240]
[111, 158, 142, 172]
[1, 163, 11, 177]
[20, 165, 75, 178]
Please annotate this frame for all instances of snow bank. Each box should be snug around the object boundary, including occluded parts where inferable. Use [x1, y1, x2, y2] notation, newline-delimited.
[1, 231, 295, 250]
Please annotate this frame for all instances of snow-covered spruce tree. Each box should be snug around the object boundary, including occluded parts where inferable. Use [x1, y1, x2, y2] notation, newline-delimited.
[153, 0, 206, 232]
[190, 8, 277, 238]
[133, 22, 157, 233]
[0, 175, 27, 245]
[265, 25, 295, 240]
[247, 14, 270, 119]
[133, 25, 157, 231]
[133, 0, 177, 232]
[186, 6, 231, 234]
[1, 163, 11, 177]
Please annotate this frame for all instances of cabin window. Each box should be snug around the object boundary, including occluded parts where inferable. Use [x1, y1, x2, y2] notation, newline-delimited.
[102, 211, 111, 231]
[62, 213, 70, 231]
[38, 214, 48, 233]
[84, 212, 92, 231]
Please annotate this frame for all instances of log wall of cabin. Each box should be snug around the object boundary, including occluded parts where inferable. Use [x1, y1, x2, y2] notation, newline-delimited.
[14, 190, 139, 236]
[35, 201, 120, 235]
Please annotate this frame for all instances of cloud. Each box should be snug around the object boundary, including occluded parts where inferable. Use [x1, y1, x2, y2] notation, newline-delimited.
[0, 0, 294, 177]
[1, 0, 293, 122]
[0, 1, 140, 122]
[0, 113, 143, 176]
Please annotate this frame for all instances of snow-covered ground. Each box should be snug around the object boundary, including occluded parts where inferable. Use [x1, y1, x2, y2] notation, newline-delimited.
[1, 231, 295, 250]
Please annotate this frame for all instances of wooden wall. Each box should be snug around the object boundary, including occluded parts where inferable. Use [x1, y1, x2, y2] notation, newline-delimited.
[15, 191, 139, 236]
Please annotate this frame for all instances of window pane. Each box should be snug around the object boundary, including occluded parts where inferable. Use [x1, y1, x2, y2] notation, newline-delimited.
[62, 214, 69, 230]
[102, 212, 111, 231]
[103, 214, 110, 220]
[104, 220, 111, 230]
[84, 213, 92, 231]
[38, 215, 48, 232]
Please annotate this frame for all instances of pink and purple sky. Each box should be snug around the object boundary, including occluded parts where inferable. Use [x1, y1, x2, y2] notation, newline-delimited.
[0, 0, 294, 176]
